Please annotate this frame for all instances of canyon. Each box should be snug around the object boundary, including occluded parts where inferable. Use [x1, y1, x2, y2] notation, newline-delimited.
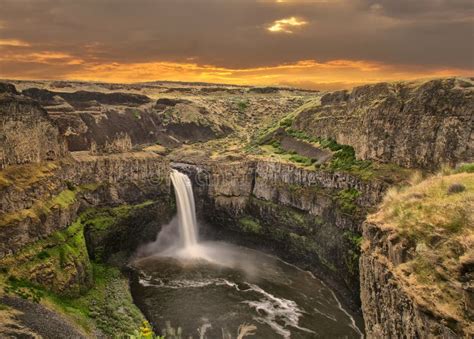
[0, 77, 472, 338]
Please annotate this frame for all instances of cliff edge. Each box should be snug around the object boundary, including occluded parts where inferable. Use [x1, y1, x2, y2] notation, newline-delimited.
[294, 78, 473, 169]
[360, 167, 473, 338]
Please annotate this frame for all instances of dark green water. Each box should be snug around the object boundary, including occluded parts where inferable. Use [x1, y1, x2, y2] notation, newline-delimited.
[131, 242, 363, 339]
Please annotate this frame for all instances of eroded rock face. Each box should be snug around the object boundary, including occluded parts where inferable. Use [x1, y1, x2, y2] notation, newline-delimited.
[0, 152, 170, 259]
[176, 159, 389, 308]
[0, 88, 67, 169]
[14, 79, 309, 154]
[360, 222, 468, 338]
[0, 151, 172, 299]
[294, 78, 474, 169]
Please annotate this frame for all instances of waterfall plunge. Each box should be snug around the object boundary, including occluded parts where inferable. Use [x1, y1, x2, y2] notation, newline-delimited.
[138, 169, 246, 266]
[170, 169, 199, 252]
[166, 169, 208, 259]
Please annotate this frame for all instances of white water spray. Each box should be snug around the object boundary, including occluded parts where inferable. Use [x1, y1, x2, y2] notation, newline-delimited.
[170, 169, 199, 250]
[134, 170, 364, 338]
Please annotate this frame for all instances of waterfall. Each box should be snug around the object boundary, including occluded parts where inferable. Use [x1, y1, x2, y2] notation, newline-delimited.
[170, 169, 199, 253]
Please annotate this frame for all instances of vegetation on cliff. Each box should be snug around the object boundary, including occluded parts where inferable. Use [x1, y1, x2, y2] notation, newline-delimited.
[0, 217, 92, 296]
[0, 201, 163, 337]
[246, 110, 412, 182]
[0, 161, 58, 190]
[367, 165, 474, 334]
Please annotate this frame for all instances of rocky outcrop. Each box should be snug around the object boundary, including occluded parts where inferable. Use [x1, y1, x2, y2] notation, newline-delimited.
[360, 171, 474, 338]
[0, 150, 172, 304]
[0, 89, 67, 169]
[294, 78, 474, 169]
[23, 88, 151, 108]
[0, 151, 170, 259]
[360, 223, 464, 338]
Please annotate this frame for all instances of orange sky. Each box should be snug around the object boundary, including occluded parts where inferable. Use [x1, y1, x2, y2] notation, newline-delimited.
[0, 0, 473, 90]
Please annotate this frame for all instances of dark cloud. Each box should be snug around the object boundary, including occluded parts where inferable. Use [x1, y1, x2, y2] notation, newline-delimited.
[358, 0, 474, 20]
[0, 0, 472, 73]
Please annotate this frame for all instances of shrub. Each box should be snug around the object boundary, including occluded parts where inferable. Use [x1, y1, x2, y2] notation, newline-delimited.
[237, 100, 248, 112]
[455, 162, 474, 174]
[279, 116, 294, 128]
[337, 188, 361, 214]
[447, 183, 466, 194]
[129, 321, 164, 339]
[36, 251, 50, 260]
[239, 217, 262, 234]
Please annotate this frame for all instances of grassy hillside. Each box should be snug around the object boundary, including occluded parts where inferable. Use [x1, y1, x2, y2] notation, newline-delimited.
[368, 164, 473, 333]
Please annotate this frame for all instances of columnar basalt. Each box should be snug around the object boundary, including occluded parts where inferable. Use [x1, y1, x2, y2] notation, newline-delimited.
[0, 151, 170, 258]
[293, 78, 474, 169]
[175, 158, 389, 308]
[360, 172, 473, 338]
[0, 92, 67, 169]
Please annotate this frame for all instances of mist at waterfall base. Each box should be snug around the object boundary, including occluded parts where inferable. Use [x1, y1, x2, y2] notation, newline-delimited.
[132, 170, 363, 338]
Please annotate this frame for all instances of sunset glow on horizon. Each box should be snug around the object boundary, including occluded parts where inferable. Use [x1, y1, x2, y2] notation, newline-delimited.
[0, 0, 472, 90]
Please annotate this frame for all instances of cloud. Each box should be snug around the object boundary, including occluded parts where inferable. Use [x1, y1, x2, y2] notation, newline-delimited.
[0, 38, 30, 47]
[1, 48, 470, 91]
[267, 16, 308, 33]
[0, 0, 472, 82]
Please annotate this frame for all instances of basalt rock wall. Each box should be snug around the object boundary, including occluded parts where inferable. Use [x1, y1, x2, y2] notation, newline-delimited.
[0, 91, 67, 169]
[0, 152, 170, 259]
[360, 222, 468, 338]
[293, 78, 474, 169]
[174, 159, 389, 308]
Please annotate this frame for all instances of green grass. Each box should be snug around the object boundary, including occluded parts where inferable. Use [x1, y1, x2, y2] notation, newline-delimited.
[50, 189, 77, 208]
[369, 170, 473, 324]
[279, 115, 294, 128]
[285, 128, 373, 173]
[255, 124, 375, 176]
[0, 183, 104, 227]
[289, 154, 314, 166]
[336, 188, 361, 214]
[0, 201, 155, 336]
[2, 263, 145, 336]
[236, 99, 249, 112]
[82, 200, 154, 233]
[0, 218, 92, 296]
[454, 162, 474, 174]
[0, 162, 59, 190]
[259, 142, 315, 168]
[47, 263, 146, 336]
[372, 172, 473, 241]
[239, 216, 262, 234]
[0, 200, 155, 297]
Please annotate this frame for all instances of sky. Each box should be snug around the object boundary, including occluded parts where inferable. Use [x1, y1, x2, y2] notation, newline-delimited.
[0, 0, 473, 90]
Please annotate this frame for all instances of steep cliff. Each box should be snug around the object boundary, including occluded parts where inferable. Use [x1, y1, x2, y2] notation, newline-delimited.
[360, 169, 473, 338]
[293, 78, 474, 169]
[0, 88, 67, 169]
[173, 158, 391, 309]
[0, 84, 168, 334]
[0, 151, 170, 259]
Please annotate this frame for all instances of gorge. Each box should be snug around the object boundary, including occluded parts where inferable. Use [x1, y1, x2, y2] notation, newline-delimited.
[0, 78, 472, 338]
[131, 169, 363, 338]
